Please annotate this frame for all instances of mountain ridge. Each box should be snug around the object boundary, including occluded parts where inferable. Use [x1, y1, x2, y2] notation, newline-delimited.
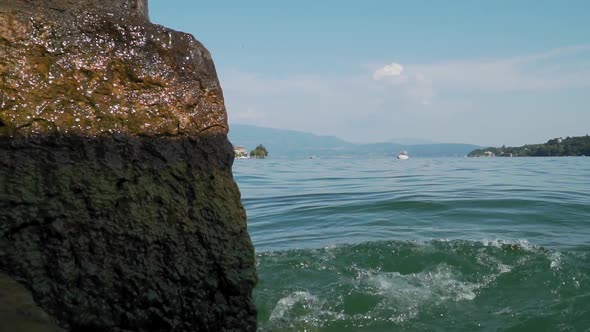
[228, 124, 480, 158]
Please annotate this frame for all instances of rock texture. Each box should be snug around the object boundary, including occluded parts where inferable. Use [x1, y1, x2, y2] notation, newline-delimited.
[0, 273, 64, 332]
[0, 0, 223, 137]
[0, 1, 256, 331]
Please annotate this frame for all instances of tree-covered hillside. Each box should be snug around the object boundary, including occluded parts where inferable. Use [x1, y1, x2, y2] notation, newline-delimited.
[468, 135, 590, 157]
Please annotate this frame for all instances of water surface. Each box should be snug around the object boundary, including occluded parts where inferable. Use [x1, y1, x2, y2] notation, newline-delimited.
[234, 157, 590, 331]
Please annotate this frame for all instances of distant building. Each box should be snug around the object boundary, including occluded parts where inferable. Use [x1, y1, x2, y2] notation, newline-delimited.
[233, 146, 249, 158]
[484, 151, 495, 157]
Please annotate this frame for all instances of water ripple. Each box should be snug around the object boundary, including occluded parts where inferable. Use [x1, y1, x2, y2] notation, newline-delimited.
[234, 157, 590, 252]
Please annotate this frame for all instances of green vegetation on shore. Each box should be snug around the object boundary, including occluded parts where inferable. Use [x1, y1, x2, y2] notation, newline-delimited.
[250, 144, 269, 158]
[468, 135, 590, 157]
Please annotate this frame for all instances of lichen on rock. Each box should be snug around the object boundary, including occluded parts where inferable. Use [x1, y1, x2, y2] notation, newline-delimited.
[0, 1, 257, 331]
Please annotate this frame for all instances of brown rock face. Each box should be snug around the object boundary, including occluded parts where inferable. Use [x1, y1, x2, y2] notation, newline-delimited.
[0, 1, 256, 331]
[0, 0, 223, 137]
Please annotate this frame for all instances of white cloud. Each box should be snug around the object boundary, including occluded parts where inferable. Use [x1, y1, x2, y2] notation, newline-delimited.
[219, 46, 590, 144]
[406, 45, 590, 92]
[219, 69, 389, 141]
[228, 107, 264, 123]
[373, 62, 404, 80]
[368, 45, 590, 105]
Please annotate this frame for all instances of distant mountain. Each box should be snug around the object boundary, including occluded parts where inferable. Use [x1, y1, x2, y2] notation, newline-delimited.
[228, 124, 351, 157]
[228, 124, 480, 158]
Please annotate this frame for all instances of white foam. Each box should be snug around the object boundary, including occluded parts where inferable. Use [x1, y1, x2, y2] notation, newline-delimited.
[359, 264, 480, 322]
[481, 239, 539, 251]
[269, 291, 320, 322]
[267, 291, 345, 329]
[497, 263, 512, 274]
[549, 252, 561, 270]
[476, 252, 513, 274]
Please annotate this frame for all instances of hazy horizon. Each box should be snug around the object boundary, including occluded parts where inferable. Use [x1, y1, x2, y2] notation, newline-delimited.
[229, 123, 484, 147]
[152, 1, 590, 147]
[228, 123, 589, 148]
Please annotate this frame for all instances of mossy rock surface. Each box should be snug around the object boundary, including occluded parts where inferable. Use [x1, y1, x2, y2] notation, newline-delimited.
[0, 0, 225, 137]
[0, 1, 256, 331]
[0, 134, 257, 331]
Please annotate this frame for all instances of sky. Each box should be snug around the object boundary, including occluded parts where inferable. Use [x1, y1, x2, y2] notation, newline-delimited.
[150, 0, 590, 146]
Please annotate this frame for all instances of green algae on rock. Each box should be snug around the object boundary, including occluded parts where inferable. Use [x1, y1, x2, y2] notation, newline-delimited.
[0, 0, 256, 331]
[1, 135, 257, 331]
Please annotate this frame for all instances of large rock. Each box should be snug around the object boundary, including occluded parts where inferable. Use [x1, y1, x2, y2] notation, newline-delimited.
[0, 0, 222, 137]
[0, 1, 257, 331]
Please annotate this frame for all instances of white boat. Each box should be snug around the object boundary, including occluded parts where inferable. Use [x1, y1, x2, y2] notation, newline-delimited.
[397, 151, 409, 160]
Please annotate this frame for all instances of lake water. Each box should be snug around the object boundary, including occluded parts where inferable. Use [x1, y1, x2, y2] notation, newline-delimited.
[233, 157, 590, 331]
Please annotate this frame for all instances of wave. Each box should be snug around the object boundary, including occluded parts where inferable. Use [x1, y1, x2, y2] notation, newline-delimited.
[247, 193, 590, 251]
[255, 239, 590, 331]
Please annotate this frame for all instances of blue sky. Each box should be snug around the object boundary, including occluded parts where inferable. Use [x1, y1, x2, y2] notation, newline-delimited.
[151, 1, 590, 146]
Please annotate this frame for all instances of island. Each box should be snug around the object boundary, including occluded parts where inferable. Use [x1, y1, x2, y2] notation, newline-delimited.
[250, 144, 269, 159]
[468, 135, 590, 157]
